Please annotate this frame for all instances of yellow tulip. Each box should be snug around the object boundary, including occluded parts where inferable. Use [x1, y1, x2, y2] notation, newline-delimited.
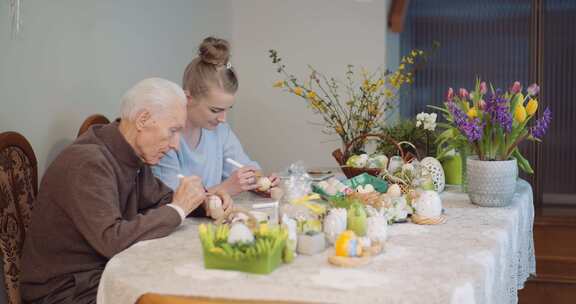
[514, 104, 527, 123]
[272, 80, 285, 88]
[467, 107, 478, 119]
[293, 87, 303, 96]
[526, 98, 538, 115]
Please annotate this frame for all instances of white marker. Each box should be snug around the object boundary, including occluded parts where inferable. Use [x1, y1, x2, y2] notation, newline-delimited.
[225, 158, 244, 169]
[252, 202, 278, 209]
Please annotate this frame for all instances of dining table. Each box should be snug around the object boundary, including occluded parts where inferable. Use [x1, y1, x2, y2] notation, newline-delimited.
[97, 179, 536, 304]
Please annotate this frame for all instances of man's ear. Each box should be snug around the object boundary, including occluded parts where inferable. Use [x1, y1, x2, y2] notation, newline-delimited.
[134, 109, 152, 131]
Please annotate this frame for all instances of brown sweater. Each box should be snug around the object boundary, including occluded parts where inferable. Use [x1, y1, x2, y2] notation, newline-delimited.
[21, 122, 195, 303]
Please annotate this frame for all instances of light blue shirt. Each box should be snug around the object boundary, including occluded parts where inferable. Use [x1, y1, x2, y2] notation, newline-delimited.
[152, 123, 260, 190]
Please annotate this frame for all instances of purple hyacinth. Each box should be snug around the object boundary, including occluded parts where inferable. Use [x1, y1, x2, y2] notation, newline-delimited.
[484, 92, 513, 133]
[530, 107, 552, 139]
[447, 101, 484, 142]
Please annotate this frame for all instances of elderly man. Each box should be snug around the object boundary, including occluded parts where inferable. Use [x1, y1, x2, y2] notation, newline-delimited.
[21, 78, 231, 304]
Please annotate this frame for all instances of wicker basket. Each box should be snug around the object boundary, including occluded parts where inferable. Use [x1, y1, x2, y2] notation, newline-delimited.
[332, 133, 406, 179]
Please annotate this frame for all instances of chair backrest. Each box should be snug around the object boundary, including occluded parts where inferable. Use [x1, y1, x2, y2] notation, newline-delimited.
[0, 131, 38, 304]
[77, 114, 110, 137]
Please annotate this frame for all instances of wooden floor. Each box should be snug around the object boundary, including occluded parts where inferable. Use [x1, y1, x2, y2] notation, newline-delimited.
[518, 206, 576, 304]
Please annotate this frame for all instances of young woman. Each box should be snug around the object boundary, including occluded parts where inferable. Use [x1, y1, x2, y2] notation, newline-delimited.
[153, 37, 278, 195]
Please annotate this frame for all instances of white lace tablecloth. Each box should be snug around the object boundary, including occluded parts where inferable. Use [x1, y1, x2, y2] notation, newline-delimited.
[97, 180, 535, 304]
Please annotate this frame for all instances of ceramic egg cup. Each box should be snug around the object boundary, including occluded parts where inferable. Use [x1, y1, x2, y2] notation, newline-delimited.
[411, 214, 447, 225]
[327, 242, 384, 267]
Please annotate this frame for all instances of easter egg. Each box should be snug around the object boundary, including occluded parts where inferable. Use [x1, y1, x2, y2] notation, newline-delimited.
[414, 190, 443, 218]
[420, 157, 446, 192]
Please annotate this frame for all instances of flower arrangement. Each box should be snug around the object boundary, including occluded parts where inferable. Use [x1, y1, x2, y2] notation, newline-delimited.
[431, 79, 551, 173]
[269, 49, 430, 155]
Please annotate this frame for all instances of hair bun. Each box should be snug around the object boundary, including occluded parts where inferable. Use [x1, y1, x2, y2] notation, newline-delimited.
[198, 37, 230, 67]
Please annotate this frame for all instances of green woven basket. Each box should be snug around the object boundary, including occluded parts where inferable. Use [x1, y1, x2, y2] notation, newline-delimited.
[202, 239, 286, 274]
[199, 222, 288, 275]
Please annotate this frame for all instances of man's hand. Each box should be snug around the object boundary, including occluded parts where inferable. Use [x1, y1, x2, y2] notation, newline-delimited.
[205, 189, 234, 219]
[172, 176, 206, 215]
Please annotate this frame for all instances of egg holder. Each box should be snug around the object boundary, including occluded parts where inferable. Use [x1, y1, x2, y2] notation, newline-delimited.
[411, 214, 447, 225]
[328, 241, 384, 267]
[332, 133, 417, 179]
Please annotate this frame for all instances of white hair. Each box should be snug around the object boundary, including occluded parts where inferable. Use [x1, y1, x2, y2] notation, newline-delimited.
[120, 77, 186, 121]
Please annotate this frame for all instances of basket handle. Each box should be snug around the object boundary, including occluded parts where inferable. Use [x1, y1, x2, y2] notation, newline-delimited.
[397, 141, 420, 162]
[342, 133, 405, 163]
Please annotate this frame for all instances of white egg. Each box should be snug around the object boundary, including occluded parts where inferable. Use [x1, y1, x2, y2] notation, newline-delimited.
[257, 176, 272, 192]
[208, 195, 224, 220]
[414, 190, 443, 218]
[367, 215, 388, 243]
[388, 156, 404, 174]
[323, 208, 347, 244]
[227, 223, 255, 244]
[387, 184, 402, 197]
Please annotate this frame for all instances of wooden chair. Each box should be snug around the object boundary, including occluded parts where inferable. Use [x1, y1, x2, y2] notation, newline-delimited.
[137, 293, 308, 304]
[0, 132, 38, 304]
[77, 114, 110, 137]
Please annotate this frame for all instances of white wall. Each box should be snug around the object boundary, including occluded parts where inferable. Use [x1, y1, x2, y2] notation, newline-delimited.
[1, 0, 391, 177]
[0, 0, 232, 174]
[231, 0, 389, 173]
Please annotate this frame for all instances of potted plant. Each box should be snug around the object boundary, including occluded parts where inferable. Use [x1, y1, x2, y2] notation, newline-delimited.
[431, 80, 551, 207]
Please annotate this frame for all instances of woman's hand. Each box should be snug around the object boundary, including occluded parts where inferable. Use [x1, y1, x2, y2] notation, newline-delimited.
[268, 173, 280, 187]
[221, 166, 260, 195]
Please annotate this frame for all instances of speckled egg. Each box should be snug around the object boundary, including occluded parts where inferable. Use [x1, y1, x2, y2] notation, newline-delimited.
[420, 157, 446, 192]
[414, 190, 443, 218]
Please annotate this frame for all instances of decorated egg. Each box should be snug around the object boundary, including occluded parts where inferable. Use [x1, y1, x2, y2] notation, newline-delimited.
[256, 176, 272, 192]
[346, 154, 369, 168]
[388, 156, 404, 174]
[207, 195, 224, 220]
[227, 222, 254, 244]
[347, 203, 367, 236]
[420, 157, 446, 192]
[335, 231, 362, 257]
[323, 208, 347, 244]
[387, 184, 402, 197]
[367, 154, 388, 169]
[414, 190, 443, 218]
[366, 215, 388, 243]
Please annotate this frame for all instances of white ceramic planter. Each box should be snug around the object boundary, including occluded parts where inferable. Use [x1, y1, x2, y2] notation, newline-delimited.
[466, 156, 517, 207]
